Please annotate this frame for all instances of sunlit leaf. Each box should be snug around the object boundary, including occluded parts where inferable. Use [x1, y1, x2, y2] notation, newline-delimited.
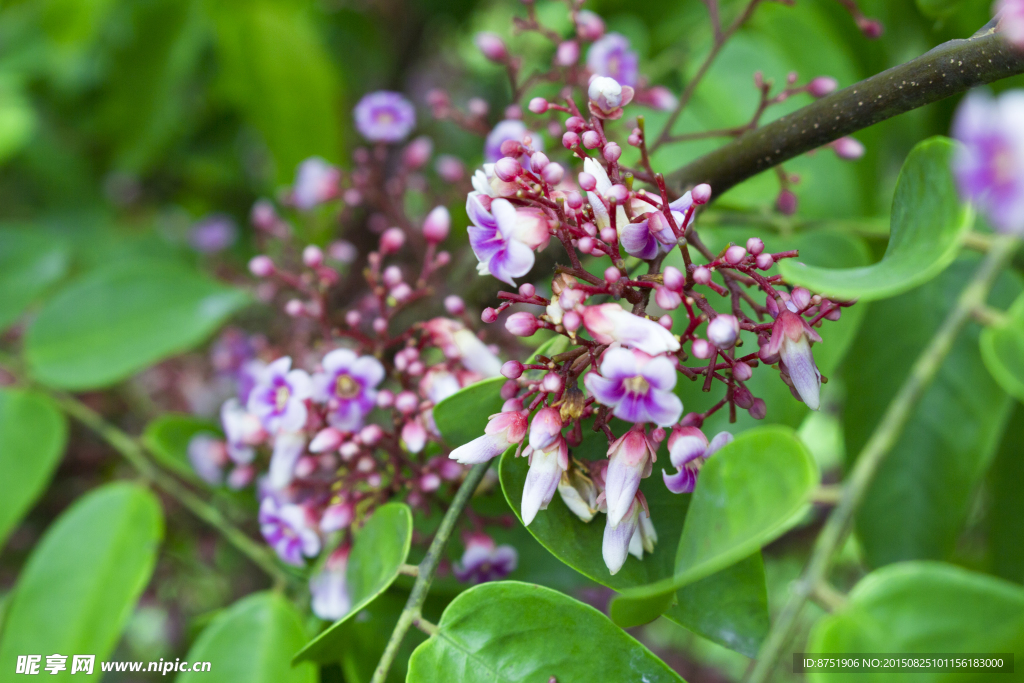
[406, 582, 684, 683]
[779, 137, 972, 301]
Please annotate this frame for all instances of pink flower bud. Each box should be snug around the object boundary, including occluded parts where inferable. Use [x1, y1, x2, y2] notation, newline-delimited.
[581, 130, 601, 149]
[578, 236, 595, 254]
[502, 360, 524, 379]
[541, 163, 564, 185]
[506, 312, 540, 337]
[251, 199, 279, 231]
[380, 228, 405, 253]
[529, 406, 563, 450]
[310, 428, 344, 453]
[578, 172, 597, 191]
[691, 338, 715, 359]
[603, 142, 622, 162]
[475, 32, 508, 62]
[661, 266, 684, 292]
[285, 299, 304, 317]
[733, 361, 753, 381]
[435, 154, 465, 182]
[791, 287, 812, 310]
[707, 314, 739, 349]
[444, 295, 465, 315]
[825, 306, 842, 321]
[482, 307, 499, 323]
[833, 136, 865, 160]
[746, 237, 764, 255]
[607, 184, 628, 203]
[526, 152, 549, 172]
[556, 40, 580, 66]
[504, 104, 522, 120]
[499, 139, 522, 157]
[576, 9, 605, 41]
[733, 385, 754, 409]
[519, 283, 536, 297]
[566, 191, 583, 209]
[423, 205, 451, 242]
[724, 245, 747, 264]
[390, 283, 412, 302]
[566, 116, 585, 132]
[501, 380, 520, 400]
[627, 133, 641, 147]
[494, 157, 523, 182]
[377, 390, 394, 408]
[402, 136, 433, 169]
[600, 227, 617, 244]
[248, 255, 275, 277]
[756, 253, 774, 270]
[655, 285, 682, 310]
[749, 398, 767, 420]
[562, 310, 582, 332]
[808, 76, 838, 97]
[359, 424, 384, 446]
[562, 131, 580, 149]
[858, 17, 883, 39]
[373, 317, 388, 334]
[329, 240, 357, 263]
[759, 342, 780, 365]
[302, 245, 323, 268]
[395, 391, 419, 415]
[542, 373, 564, 393]
[604, 267, 621, 283]
[693, 266, 712, 284]
[528, 97, 548, 114]
[776, 189, 798, 215]
[383, 265, 402, 287]
[692, 184, 712, 205]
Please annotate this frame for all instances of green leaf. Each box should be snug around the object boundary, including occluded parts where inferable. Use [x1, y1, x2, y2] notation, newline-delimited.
[0, 483, 163, 675]
[407, 582, 684, 683]
[210, 0, 343, 181]
[980, 292, 1024, 402]
[0, 76, 36, 165]
[142, 413, 222, 483]
[433, 377, 505, 449]
[178, 592, 316, 683]
[844, 256, 1021, 567]
[294, 502, 413, 664]
[610, 426, 818, 628]
[500, 430, 769, 655]
[0, 227, 70, 333]
[0, 388, 68, 550]
[916, 0, 968, 20]
[807, 561, 1024, 683]
[334, 589, 434, 683]
[25, 261, 250, 390]
[779, 137, 973, 302]
[985, 402, 1024, 584]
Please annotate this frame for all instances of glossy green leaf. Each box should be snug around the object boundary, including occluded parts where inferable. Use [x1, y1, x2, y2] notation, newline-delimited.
[0, 228, 70, 333]
[845, 257, 1021, 567]
[0, 483, 163, 676]
[808, 561, 1024, 683]
[980, 292, 1024, 402]
[0, 388, 68, 550]
[294, 502, 413, 664]
[142, 413, 222, 483]
[334, 589, 435, 683]
[178, 592, 316, 683]
[610, 426, 817, 627]
[25, 261, 250, 390]
[407, 582, 684, 683]
[985, 402, 1024, 584]
[501, 430, 769, 655]
[433, 377, 505, 449]
[779, 137, 972, 302]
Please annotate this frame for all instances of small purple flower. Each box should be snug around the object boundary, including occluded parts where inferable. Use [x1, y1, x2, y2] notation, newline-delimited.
[247, 357, 313, 434]
[220, 398, 265, 464]
[663, 427, 732, 494]
[952, 90, 1024, 234]
[293, 157, 341, 210]
[354, 91, 416, 143]
[603, 426, 657, 528]
[584, 348, 683, 427]
[522, 411, 568, 526]
[587, 33, 639, 87]
[767, 309, 823, 410]
[448, 410, 528, 465]
[186, 434, 229, 485]
[259, 496, 321, 566]
[581, 303, 680, 355]
[453, 533, 518, 584]
[310, 548, 351, 620]
[484, 119, 543, 163]
[467, 195, 550, 285]
[312, 349, 385, 432]
[189, 214, 237, 253]
[603, 493, 641, 575]
[620, 191, 697, 260]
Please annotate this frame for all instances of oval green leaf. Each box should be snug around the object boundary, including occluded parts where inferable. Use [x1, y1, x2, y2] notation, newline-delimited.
[0, 228, 70, 333]
[142, 413, 223, 484]
[980, 292, 1024, 402]
[0, 388, 68, 550]
[294, 502, 413, 664]
[779, 137, 972, 302]
[25, 261, 250, 390]
[610, 426, 817, 627]
[500, 430, 769, 656]
[407, 582, 684, 683]
[178, 592, 316, 683]
[807, 561, 1024, 683]
[433, 377, 505, 449]
[0, 483, 163, 672]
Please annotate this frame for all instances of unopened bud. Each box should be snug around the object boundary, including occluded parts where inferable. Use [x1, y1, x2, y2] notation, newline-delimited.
[749, 398, 767, 420]
[566, 191, 583, 209]
[380, 228, 406, 253]
[475, 32, 508, 62]
[607, 184, 628, 203]
[581, 130, 601, 149]
[808, 76, 838, 97]
[542, 163, 564, 185]
[692, 184, 712, 205]
[556, 40, 580, 66]
[562, 131, 580, 149]
[604, 266, 621, 283]
[528, 97, 548, 114]
[578, 172, 597, 191]
[248, 255, 275, 277]
[693, 266, 712, 284]
[603, 142, 622, 163]
[746, 237, 764, 255]
[733, 362, 753, 381]
[663, 266, 685, 292]
[756, 253, 774, 270]
[833, 136, 865, 160]
[482, 307, 499, 323]
[402, 136, 433, 169]
[542, 373, 564, 393]
[502, 360, 524, 379]
[423, 205, 451, 242]
[692, 338, 714, 359]
[776, 189, 798, 215]
[506, 312, 540, 337]
[576, 10, 605, 41]
[494, 157, 523, 182]
[394, 391, 419, 415]
[285, 299, 305, 317]
[655, 285, 682, 310]
[707, 314, 739, 349]
[724, 245, 747, 264]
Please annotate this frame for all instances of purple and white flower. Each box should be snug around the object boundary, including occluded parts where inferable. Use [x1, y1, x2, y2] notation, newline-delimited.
[628, 510, 657, 559]
[187, 434, 229, 485]
[220, 398, 266, 464]
[997, 0, 1024, 49]
[586, 33, 639, 87]
[619, 192, 697, 259]
[767, 309, 823, 410]
[467, 194, 550, 285]
[471, 163, 520, 198]
[247, 357, 313, 434]
[292, 157, 341, 210]
[312, 349, 385, 432]
[422, 318, 503, 378]
[354, 91, 416, 143]
[189, 214, 237, 253]
[581, 303, 680, 356]
[268, 431, 307, 489]
[662, 427, 733, 494]
[603, 493, 642, 575]
[453, 533, 518, 584]
[521, 408, 568, 525]
[484, 119, 543, 163]
[259, 496, 321, 566]
[952, 90, 1024, 234]
[584, 348, 682, 427]
[587, 76, 635, 119]
[448, 410, 528, 464]
[310, 548, 351, 621]
[603, 426, 657, 527]
[583, 158, 629, 232]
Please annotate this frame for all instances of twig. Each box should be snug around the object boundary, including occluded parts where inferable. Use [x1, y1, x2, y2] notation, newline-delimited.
[747, 235, 1021, 683]
[370, 461, 491, 683]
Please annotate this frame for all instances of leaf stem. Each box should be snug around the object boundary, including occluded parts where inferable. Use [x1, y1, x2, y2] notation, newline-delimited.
[370, 461, 490, 683]
[747, 235, 1021, 683]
